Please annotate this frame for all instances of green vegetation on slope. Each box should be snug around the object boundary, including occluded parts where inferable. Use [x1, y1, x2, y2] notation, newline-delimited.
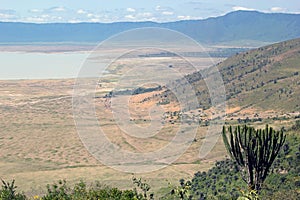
[161, 38, 300, 113]
[160, 128, 299, 199]
[218, 38, 299, 111]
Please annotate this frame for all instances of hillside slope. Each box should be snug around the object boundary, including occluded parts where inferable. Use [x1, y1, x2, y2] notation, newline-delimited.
[148, 38, 300, 121]
[186, 38, 300, 115]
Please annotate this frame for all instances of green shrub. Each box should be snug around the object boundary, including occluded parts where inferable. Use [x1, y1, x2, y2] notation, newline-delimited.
[0, 179, 26, 200]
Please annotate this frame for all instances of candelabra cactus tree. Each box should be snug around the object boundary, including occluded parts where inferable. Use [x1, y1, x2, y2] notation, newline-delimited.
[222, 125, 286, 192]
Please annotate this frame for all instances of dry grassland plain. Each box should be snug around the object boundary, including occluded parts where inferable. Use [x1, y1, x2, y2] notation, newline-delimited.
[1, 46, 295, 196]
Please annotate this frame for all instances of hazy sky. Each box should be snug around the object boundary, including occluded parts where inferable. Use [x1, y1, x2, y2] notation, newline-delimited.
[0, 0, 299, 23]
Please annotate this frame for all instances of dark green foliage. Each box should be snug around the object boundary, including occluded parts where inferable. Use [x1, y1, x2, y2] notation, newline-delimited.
[41, 179, 148, 200]
[175, 132, 300, 200]
[291, 120, 300, 131]
[260, 133, 300, 199]
[172, 179, 192, 200]
[132, 177, 154, 200]
[160, 179, 193, 200]
[0, 179, 26, 200]
[189, 159, 245, 199]
[161, 159, 246, 199]
[222, 125, 286, 191]
[42, 180, 70, 200]
[108, 86, 162, 97]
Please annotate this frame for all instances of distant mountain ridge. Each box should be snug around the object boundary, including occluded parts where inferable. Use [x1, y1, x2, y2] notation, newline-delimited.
[1, 11, 300, 45]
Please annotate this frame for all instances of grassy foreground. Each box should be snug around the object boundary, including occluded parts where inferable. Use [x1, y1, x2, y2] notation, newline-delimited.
[1, 124, 299, 200]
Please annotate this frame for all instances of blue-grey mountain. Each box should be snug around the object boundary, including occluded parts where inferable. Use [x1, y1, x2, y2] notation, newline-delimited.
[0, 11, 300, 44]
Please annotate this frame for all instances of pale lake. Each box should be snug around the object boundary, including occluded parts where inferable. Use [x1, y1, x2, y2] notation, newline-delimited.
[0, 52, 88, 80]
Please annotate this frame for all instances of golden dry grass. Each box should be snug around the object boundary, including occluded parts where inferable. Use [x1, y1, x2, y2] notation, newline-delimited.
[0, 76, 296, 196]
[0, 58, 225, 195]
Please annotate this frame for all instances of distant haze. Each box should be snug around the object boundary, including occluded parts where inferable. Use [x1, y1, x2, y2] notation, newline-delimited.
[1, 10, 300, 80]
[0, 11, 300, 45]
